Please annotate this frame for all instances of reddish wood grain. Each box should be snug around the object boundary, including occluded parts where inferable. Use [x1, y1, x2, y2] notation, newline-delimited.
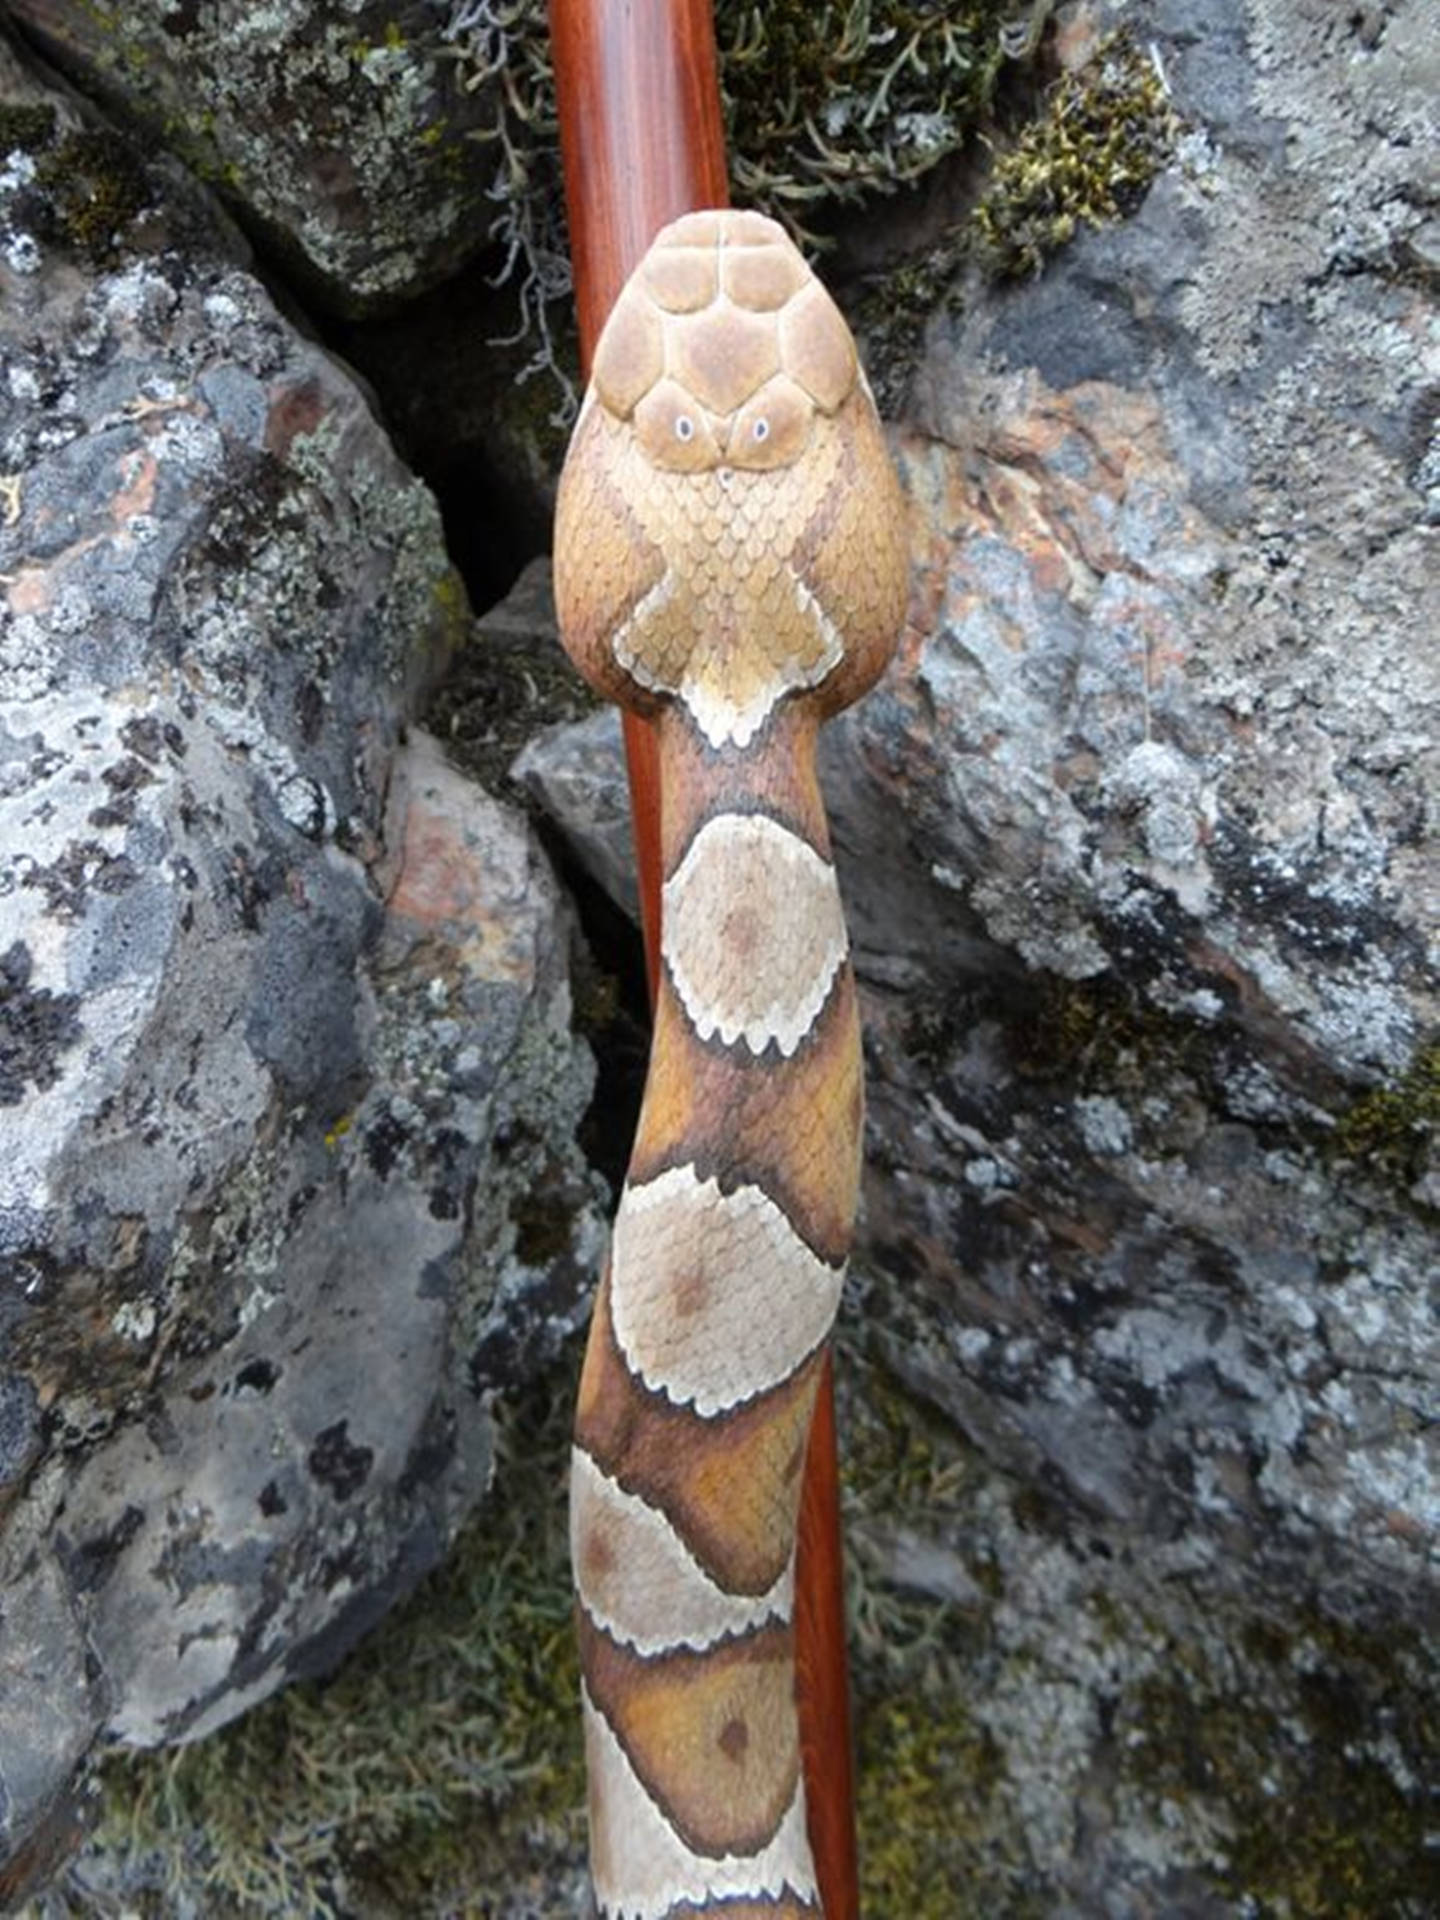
[548, 8, 858, 1912]
[551, 0, 730, 363]
[550, 0, 728, 991]
[793, 1347, 860, 1918]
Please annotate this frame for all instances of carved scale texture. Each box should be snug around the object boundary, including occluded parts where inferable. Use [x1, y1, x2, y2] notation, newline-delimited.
[554, 210, 908, 1920]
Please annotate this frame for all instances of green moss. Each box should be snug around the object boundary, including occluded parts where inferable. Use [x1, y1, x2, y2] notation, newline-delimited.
[971, 32, 1179, 278]
[826, 25, 1182, 401]
[77, 1367, 584, 1917]
[1009, 971, 1135, 1083]
[31, 128, 151, 264]
[0, 102, 59, 154]
[856, 1694, 1015, 1919]
[1126, 1611, 1440, 1918]
[429, 564, 471, 626]
[837, 1352, 1020, 1908]
[0, 100, 145, 272]
[851, 232, 972, 411]
[1330, 1040, 1440, 1197]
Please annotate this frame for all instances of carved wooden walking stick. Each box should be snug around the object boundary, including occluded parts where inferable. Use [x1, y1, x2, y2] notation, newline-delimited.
[550, 11, 906, 1913]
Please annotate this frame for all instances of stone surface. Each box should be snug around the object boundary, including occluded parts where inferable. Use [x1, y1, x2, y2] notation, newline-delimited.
[0, 40, 599, 1899]
[6, 0, 512, 313]
[515, 707, 641, 928]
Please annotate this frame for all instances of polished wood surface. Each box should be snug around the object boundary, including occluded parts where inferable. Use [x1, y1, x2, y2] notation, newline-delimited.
[793, 1346, 860, 1916]
[550, 0, 728, 992]
[551, 0, 730, 358]
[548, 8, 858, 1911]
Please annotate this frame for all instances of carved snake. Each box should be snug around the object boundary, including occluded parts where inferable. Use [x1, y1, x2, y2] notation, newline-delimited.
[554, 209, 908, 1919]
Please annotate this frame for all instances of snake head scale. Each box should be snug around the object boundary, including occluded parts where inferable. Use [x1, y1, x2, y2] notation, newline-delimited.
[555, 208, 908, 754]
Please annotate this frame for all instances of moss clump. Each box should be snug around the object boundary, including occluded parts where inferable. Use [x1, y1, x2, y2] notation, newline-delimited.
[31, 128, 152, 264]
[850, 232, 972, 409]
[1330, 1040, 1440, 1197]
[720, 1, 1015, 239]
[0, 102, 59, 154]
[1002, 968, 1211, 1096]
[971, 32, 1179, 277]
[840, 24, 1184, 402]
[856, 1695, 1015, 1920]
[838, 1351, 1018, 1908]
[64, 1368, 584, 1917]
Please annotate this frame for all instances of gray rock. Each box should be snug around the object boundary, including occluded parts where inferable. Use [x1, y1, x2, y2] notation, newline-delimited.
[514, 708, 640, 926]
[0, 43, 599, 1898]
[5, 0, 518, 314]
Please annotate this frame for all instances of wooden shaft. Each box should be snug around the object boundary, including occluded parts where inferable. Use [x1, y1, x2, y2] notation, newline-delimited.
[547, 8, 858, 1912]
[795, 1347, 860, 1917]
[551, 0, 730, 361]
[550, 0, 728, 991]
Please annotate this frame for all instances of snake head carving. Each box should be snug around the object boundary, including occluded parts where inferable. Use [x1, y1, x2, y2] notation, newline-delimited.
[555, 209, 909, 752]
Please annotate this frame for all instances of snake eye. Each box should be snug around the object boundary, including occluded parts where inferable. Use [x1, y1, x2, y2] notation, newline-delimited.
[634, 379, 721, 469]
[729, 375, 813, 469]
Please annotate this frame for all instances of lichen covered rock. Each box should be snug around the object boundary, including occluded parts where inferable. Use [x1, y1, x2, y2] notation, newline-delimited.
[0, 40, 598, 1899]
[4, 0, 1437, 1911]
[6, 0, 512, 312]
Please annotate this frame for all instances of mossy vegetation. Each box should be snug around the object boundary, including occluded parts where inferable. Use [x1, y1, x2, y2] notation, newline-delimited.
[0, 102, 151, 265]
[856, 1696, 1015, 1919]
[1007, 968, 1212, 1092]
[0, 102, 59, 154]
[854, 27, 1180, 401]
[1127, 1612, 1440, 1919]
[718, 0, 1014, 239]
[33, 129, 153, 263]
[1330, 1039, 1440, 1198]
[971, 32, 1179, 277]
[1010, 972, 1439, 1206]
[38, 1373, 584, 1918]
[838, 1347, 1022, 1912]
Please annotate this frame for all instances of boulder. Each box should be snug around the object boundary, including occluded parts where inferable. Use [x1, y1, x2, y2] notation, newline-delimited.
[5, 0, 519, 313]
[0, 39, 598, 1898]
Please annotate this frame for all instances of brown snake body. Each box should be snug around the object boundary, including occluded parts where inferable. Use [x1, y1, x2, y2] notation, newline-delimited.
[555, 210, 908, 1918]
